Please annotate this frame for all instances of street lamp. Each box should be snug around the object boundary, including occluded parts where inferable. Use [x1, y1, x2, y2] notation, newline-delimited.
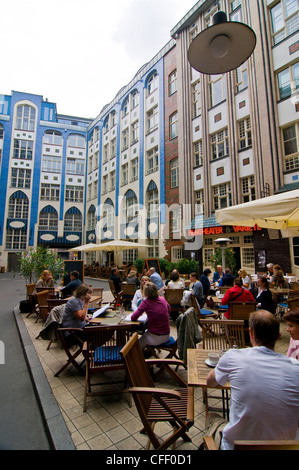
[215, 238, 232, 270]
[188, 11, 256, 75]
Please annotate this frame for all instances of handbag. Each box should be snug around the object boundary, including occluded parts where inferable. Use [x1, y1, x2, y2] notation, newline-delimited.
[206, 297, 215, 309]
[228, 288, 244, 305]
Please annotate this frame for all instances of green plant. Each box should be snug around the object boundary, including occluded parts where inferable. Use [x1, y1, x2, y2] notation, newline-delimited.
[210, 247, 237, 274]
[16, 247, 65, 283]
[133, 257, 145, 273]
[176, 258, 199, 275]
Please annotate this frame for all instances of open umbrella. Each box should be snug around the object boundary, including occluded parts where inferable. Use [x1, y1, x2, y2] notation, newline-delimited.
[68, 243, 97, 252]
[216, 189, 299, 233]
[82, 239, 150, 252]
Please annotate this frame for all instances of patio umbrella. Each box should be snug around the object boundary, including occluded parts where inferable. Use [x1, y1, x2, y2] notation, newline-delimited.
[82, 239, 150, 252]
[215, 189, 299, 233]
[68, 243, 98, 252]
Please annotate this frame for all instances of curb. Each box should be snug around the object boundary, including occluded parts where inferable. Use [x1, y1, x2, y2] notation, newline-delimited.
[13, 306, 75, 450]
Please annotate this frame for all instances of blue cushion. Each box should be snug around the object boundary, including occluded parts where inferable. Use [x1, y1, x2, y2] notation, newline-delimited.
[156, 336, 176, 348]
[200, 309, 215, 315]
[94, 346, 122, 364]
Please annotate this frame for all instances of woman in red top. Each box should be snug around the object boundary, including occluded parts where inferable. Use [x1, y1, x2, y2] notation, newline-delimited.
[221, 277, 255, 319]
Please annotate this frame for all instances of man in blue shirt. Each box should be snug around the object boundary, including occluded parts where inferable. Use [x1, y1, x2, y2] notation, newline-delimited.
[148, 267, 164, 290]
[60, 270, 82, 298]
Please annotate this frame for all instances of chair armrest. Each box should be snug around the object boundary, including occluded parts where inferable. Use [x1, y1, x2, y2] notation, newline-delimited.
[57, 327, 84, 332]
[129, 387, 182, 400]
[203, 436, 218, 450]
[145, 358, 185, 367]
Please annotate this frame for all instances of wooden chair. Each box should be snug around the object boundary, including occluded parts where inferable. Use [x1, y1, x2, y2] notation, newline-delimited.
[120, 332, 194, 450]
[108, 280, 123, 309]
[190, 293, 218, 320]
[203, 436, 299, 450]
[145, 337, 187, 387]
[230, 301, 257, 343]
[121, 283, 135, 307]
[47, 298, 68, 308]
[36, 287, 56, 299]
[199, 319, 245, 419]
[26, 283, 36, 317]
[35, 290, 52, 322]
[83, 324, 133, 412]
[290, 282, 299, 290]
[164, 288, 185, 320]
[54, 327, 86, 377]
[200, 319, 245, 350]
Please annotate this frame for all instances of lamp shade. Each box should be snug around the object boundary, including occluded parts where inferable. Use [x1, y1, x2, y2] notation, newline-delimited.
[188, 11, 256, 75]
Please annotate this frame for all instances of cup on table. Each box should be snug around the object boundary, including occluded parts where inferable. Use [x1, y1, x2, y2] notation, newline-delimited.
[208, 352, 220, 366]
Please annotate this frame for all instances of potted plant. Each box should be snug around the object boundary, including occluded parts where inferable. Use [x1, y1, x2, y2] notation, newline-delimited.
[16, 247, 65, 284]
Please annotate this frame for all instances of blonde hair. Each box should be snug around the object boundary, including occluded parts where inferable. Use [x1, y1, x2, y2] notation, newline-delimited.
[238, 269, 248, 277]
[40, 270, 51, 281]
[140, 276, 150, 294]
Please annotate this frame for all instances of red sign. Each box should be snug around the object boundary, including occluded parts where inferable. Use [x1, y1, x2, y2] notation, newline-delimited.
[187, 224, 261, 237]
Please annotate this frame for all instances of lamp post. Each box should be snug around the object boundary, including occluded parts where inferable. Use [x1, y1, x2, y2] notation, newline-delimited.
[188, 11, 256, 75]
[215, 238, 232, 270]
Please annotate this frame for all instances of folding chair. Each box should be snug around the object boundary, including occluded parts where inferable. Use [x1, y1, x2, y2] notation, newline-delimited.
[121, 332, 194, 450]
[83, 324, 133, 412]
[190, 293, 218, 320]
[54, 327, 86, 377]
[165, 288, 185, 320]
[35, 290, 52, 322]
[121, 283, 135, 308]
[203, 436, 299, 450]
[230, 301, 257, 344]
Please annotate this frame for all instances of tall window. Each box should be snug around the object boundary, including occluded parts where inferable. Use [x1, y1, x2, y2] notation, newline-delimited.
[283, 124, 299, 171]
[13, 139, 33, 160]
[277, 62, 299, 99]
[169, 70, 177, 95]
[122, 128, 129, 150]
[65, 185, 84, 203]
[169, 112, 178, 139]
[195, 190, 204, 214]
[147, 183, 159, 219]
[123, 191, 138, 223]
[209, 75, 226, 107]
[147, 106, 158, 133]
[122, 163, 128, 186]
[147, 146, 159, 174]
[211, 129, 229, 159]
[235, 64, 248, 93]
[39, 207, 58, 230]
[64, 208, 82, 231]
[11, 168, 31, 188]
[241, 176, 256, 202]
[131, 157, 138, 182]
[87, 205, 96, 231]
[6, 227, 27, 250]
[213, 183, 231, 211]
[8, 192, 29, 219]
[131, 121, 139, 143]
[271, 0, 299, 45]
[15, 105, 36, 131]
[192, 80, 201, 118]
[194, 140, 203, 167]
[170, 158, 179, 188]
[131, 91, 139, 109]
[147, 72, 158, 95]
[239, 117, 252, 149]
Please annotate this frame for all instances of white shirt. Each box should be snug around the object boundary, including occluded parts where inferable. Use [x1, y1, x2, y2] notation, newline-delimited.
[215, 347, 299, 450]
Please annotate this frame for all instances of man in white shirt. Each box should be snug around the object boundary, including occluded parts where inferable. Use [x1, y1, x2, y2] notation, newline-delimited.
[206, 309, 299, 450]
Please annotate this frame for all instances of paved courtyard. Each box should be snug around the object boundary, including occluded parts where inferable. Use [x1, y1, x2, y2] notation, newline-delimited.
[20, 283, 290, 451]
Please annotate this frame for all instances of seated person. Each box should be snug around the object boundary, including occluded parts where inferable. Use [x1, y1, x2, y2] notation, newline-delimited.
[219, 268, 235, 287]
[62, 284, 92, 342]
[131, 282, 170, 349]
[147, 267, 164, 290]
[212, 265, 223, 284]
[221, 277, 255, 319]
[35, 269, 54, 290]
[189, 272, 204, 308]
[167, 270, 185, 289]
[255, 277, 275, 314]
[60, 270, 82, 298]
[126, 269, 140, 291]
[109, 267, 122, 293]
[131, 276, 150, 311]
[238, 269, 251, 290]
[285, 309, 299, 360]
[272, 264, 286, 288]
[200, 269, 212, 298]
[206, 310, 299, 450]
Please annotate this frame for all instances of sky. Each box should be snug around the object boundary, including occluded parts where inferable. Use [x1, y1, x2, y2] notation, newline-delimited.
[1, 0, 197, 119]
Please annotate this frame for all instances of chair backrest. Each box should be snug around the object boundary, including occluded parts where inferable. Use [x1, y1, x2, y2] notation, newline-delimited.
[90, 287, 104, 297]
[120, 332, 154, 414]
[287, 297, 299, 309]
[290, 282, 299, 290]
[108, 279, 117, 295]
[233, 440, 299, 450]
[189, 294, 201, 320]
[26, 283, 36, 295]
[36, 290, 50, 306]
[230, 302, 257, 321]
[121, 283, 136, 296]
[165, 288, 185, 306]
[200, 319, 245, 349]
[85, 324, 133, 372]
[47, 298, 68, 308]
[36, 287, 56, 298]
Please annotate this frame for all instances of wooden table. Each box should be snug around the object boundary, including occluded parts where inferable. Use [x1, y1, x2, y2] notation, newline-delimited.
[187, 348, 230, 418]
[270, 288, 295, 296]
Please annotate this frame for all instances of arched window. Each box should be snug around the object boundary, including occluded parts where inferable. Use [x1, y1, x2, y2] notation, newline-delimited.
[15, 104, 36, 131]
[87, 204, 96, 230]
[123, 190, 138, 223]
[146, 181, 159, 219]
[102, 198, 115, 227]
[44, 130, 63, 145]
[38, 206, 58, 231]
[8, 191, 29, 219]
[147, 72, 158, 96]
[64, 207, 82, 231]
[68, 133, 86, 148]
